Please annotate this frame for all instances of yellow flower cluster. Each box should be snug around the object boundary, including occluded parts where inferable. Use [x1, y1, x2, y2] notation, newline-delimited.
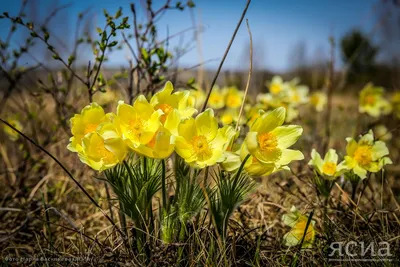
[309, 130, 392, 180]
[256, 76, 317, 123]
[68, 81, 304, 176]
[187, 76, 327, 128]
[67, 82, 237, 170]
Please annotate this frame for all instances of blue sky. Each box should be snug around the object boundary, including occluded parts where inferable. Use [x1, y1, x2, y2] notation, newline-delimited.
[0, 0, 379, 71]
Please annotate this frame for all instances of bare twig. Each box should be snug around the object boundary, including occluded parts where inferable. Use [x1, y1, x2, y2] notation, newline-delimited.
[201, 0, 252, 112]
[235, 19, 253, 132]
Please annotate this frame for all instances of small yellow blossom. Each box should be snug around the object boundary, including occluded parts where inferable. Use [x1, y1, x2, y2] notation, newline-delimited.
[309, 91, 327, 112]
[174, 109, 236, 168]
[282, 206, 316, 248]
[359, 83, 391, 117]
[207, 85, 226, 109]
[266, 76, 288, 96]
[220, 108, 245, 126]
[374, 124, 392, 142]
[308, 149, 347, 179]
[3, 117, 23, 141]
[225, 108, 304, 174]
[134, 126, 175, 159]
[115, 97, 162, 149]
[287, 85, 309, 106]
[151, 81, 197, 123]
[78, 122, 128, 171]
[343, 130, 392, 179]
[224, 86, 243, 109]
[68, 103, 110, 152]
[245, 107, 303, 168]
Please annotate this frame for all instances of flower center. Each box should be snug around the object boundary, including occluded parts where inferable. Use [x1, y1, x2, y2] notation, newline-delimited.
[226, 95, 241, 108]
[97, 144, 115, 164]
[209, 94, 222, 104]
[84, 123, 98, 135]
[270, 84, 281, 94]
[365, 95, 376, 105]
[354, 145, 372, 166]
[126, 118, 146, 139]
[322, 162, 337, 176]
[257, 132, 278, 152]
[191, 135, 212, 161]
[292, 93, 300, 103]
[221, 114, 233, 125]
[156, 103, 173, 123]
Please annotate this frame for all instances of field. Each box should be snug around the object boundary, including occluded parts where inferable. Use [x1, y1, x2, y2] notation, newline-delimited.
[1, 1, 400, 266]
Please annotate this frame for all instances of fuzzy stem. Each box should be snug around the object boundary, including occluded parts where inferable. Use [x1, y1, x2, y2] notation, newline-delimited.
[161, 159, 167, 209]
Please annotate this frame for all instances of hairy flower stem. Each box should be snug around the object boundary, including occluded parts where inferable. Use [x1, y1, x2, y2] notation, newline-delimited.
[161, 159, 167, 209]
[351, 181, 358, 203]
[323, 195, 329, 233]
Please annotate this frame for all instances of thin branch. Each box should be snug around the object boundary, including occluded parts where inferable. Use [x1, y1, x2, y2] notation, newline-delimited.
[201, 0, 252, 112]
[235, 19, 253, 132]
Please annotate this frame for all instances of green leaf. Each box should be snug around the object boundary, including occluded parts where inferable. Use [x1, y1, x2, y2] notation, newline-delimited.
[108, 41, 118, 47]
[114, 7, 122, 19]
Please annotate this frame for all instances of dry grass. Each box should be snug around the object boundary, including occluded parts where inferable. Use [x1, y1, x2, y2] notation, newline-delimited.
[1, 91, 400, 266]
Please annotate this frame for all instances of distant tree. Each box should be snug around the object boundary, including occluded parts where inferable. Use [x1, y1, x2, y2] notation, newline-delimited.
[340, 30, 378, 81]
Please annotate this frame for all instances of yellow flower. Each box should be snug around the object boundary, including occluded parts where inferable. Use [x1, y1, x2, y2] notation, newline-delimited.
[244, 107, 304, 170]
[151, 81, 197, 125]
[174, 109, 236, 168]
[67, 103, 110, 152]
[115, 97, 162, 149]
[207, 85, 226, 109]
[3, 117, 23, 141]
[373, 124, 392, 142]
[282, 206, 315, 248]
[344, 130, 392, 179]
[359, 83, 391, 117]
[309, 91, 327, 112]
[222, 143, 290, 176]
[220, 108, 245, 126]
[286, 85, 309, 106]
[133, 126, 175, 159]
[78, 122, 128, 171]
[224, 86, 243, 109]
[308, 149, 347, 179]
[266, 76, 288, 96]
